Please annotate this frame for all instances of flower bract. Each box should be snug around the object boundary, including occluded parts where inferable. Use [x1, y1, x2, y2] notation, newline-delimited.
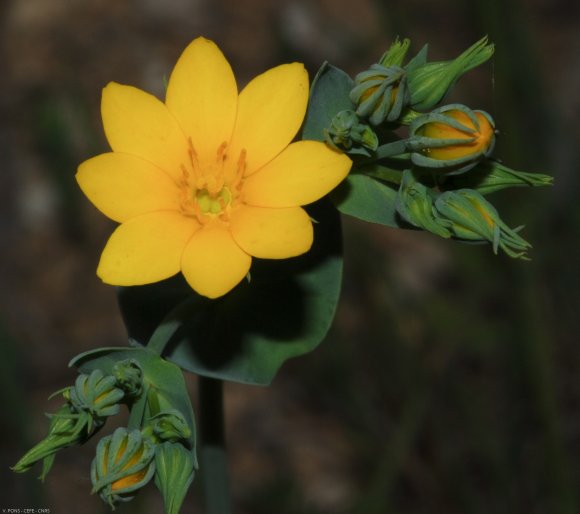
[77, 37, 351, 298]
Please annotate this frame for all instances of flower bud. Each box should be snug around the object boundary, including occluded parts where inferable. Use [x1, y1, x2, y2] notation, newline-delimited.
[91, 427, 156, 507]
[155, 442, 196, 514]
[147, 410, 191, 443]
[443, 159, 553, 195]
[12, 405, 99, 477]
[324, 110, 378, 153]
[350, 64, 410, 125]
[113, 359, 144, 399]
[395, 171, 452, 238]
[66, 369, 125, 422]
[379, 37, 411, 67]
[433, 189, 532, 259]
[408, 104, 496, 174]
[406, 36, 494, 111]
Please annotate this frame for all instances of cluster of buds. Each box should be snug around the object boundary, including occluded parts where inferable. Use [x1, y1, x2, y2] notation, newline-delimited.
[321, 35, 551, 259]
[90, 409, 194, 511]
[348, 36, 494, 127]
[396, 172, 532, 258]
[12, 369, 127, 478]
[12, 356, 196, 514]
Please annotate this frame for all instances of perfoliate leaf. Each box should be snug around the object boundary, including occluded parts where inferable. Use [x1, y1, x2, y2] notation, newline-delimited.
[332, 172, 408, 229]
[302, 62, 355, 141]
[69, 348, 196, 457]
[115, 200, 343, 386]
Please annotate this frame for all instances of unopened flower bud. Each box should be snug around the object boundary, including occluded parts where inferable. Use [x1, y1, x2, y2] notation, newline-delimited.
[155, 442, 196, 514]
[91, 427, 156, 508]
[443, 159, 553, 195]
[379, 37, 411, 67]
[350, 64, 410, 125]
[396, 171, 452, 238]
[408, 104, 495, 174]
[113, 359, 143, 399]
[66, 369, 125, 422]
[147, 410, 191, 443]
[324, 110, 378, 153]
[433, 189, 532, 259]
[12, 405, 99, 477]
[407, 36, 494, 111]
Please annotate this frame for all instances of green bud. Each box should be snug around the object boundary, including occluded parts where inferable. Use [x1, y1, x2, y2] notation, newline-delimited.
[379, 37, 411, 67]
[396, 171, 452, 238]
[350, 64, 410, 125]
[433, 189, 532, 259]
[66, 369, 125, 421]
[113, 359, 144, 399]
[155, 442, 196, 514]
[12, 405, 99, 476]
[408, 104, 496, 174]
[443, 159, 553, 194]
[407, 36, 494, 111]
[324, 110, 378, 153]
[147, 410, 191, 443]
[91, 427, 156, 508]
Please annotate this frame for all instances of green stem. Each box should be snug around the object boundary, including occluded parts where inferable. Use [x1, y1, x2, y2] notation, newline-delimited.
[373, 139, 409, 161]
[146, 317, 182, 355]
[199, 377, 232, 514]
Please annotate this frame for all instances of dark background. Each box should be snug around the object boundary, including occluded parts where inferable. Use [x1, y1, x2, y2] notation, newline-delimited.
[1, 0, 579, 513]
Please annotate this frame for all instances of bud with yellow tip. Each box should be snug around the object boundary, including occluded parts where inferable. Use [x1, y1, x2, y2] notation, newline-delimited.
[408, 104, 496, 174]
[91, 427, 156, 508]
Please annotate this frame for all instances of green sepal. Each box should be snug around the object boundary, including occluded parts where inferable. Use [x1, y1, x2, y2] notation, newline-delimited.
[442, 159, 554, 194]
[70, 348, 196, 455]
[302, 62, 355, 142]
[155, 442, 196, 514]
[115, 199, 342, 386]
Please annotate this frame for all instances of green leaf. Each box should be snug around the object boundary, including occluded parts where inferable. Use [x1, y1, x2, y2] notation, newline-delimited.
[69, 348, 196, 457]
[331, 172, 408, 229]
[302, 62, 355, 141]
[116, 200, 343, 386]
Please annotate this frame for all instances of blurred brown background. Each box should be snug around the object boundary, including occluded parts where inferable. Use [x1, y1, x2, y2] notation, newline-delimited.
[1, 0, 579, 513]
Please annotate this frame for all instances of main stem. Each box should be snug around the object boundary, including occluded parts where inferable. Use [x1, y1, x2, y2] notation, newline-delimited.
[199, 376, 233, 514]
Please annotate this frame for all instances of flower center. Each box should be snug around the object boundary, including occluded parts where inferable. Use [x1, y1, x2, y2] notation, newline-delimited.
[179, 139, 246, 223]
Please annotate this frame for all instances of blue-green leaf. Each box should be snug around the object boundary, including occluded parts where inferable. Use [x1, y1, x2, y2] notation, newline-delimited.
[302, 62, 355, 141]
[332, 172, 408, 229]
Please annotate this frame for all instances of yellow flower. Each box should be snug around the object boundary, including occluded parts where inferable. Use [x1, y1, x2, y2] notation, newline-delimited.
[77, 37, 351, 298]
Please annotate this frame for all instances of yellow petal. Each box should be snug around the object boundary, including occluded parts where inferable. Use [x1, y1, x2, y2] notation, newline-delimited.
[97, 212, 199, 285]
[76, 153, 180, 223]
[101, 82, 189, 182]
[227, 63, 308, 176]
[181, 223, 251, 298]
[165, 37, 238, 166]
[242, 141, 352, 207]
[230, 205, 313, 259]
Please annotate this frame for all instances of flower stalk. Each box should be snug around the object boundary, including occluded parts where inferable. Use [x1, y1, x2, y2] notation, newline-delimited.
[199, 377, 232, 514]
